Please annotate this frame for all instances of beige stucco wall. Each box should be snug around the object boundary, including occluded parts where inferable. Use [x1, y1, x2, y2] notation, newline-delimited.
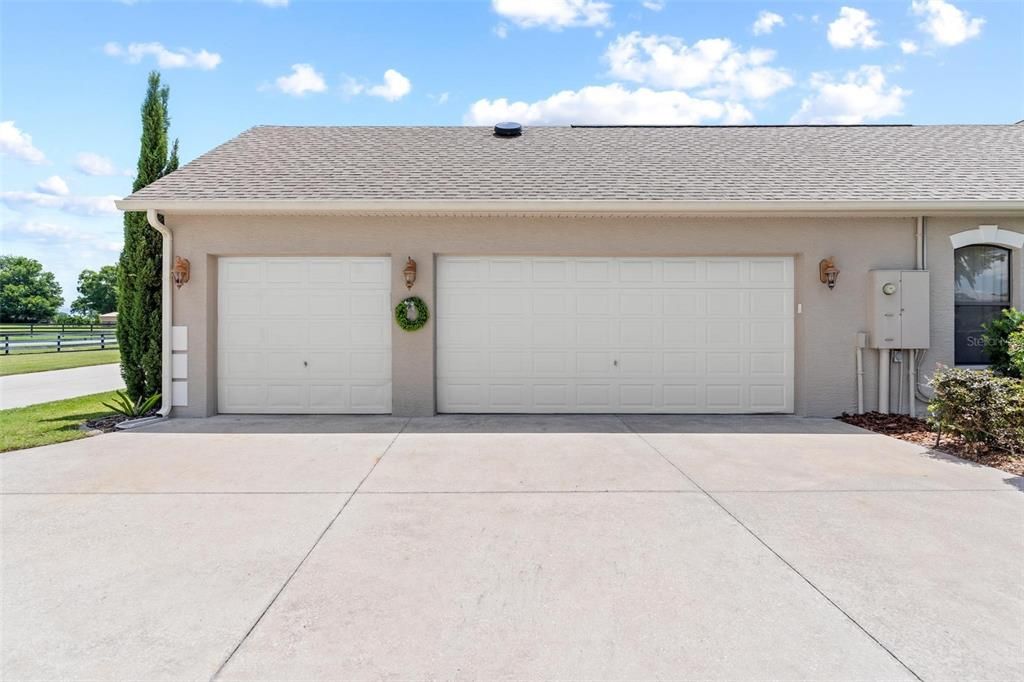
[163, 213, 1024, 418]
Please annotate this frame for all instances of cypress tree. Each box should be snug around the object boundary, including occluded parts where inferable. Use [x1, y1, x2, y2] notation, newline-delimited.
[117, 71, 180, 400]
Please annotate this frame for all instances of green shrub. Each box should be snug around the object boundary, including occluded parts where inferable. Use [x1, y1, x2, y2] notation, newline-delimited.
[102, 390, 161, 418]
[982, 308, 1024, 378]
[928, 366, 1024, 454]
[1009, 324, 1024, 377]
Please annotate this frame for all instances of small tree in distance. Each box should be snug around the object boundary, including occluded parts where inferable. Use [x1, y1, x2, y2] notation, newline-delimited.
[71, 265, 118, 317]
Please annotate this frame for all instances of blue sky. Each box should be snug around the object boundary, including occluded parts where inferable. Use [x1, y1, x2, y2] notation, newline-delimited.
[1, 0, 1021, 307]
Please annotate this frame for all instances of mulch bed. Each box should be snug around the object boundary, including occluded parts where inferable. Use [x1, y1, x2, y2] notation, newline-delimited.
[82, 414, 136, 433]
[838, 412, 1023, 477]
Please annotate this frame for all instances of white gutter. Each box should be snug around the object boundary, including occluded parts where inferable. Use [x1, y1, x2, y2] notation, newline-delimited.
[147, 208, 173, 418]
[114, 199, 1024, 216]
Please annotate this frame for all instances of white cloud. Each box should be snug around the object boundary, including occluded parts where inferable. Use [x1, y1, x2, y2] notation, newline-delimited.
[911, 0, 983, 46]
[465, 83, 753, 126]
[345, 70, 413, 102]
[492, 0, 612, 30]
[0, 191, 120, 217]
[605, 32, 793, 100]
[104, 41, 221, 70]
[827, 7, 882, 49]
[753, 11, 784, 35]
[0, 121, 46, 164]
[254, 0, 288, 6]
[494, 24, 509, 38]
[900, 39, 919, 54]
[1, 220, 122, 253]
[367, 69, 412, 101]
[274, 63, 327, 96]
[74, 152, 129, 177]
[791, 66, 909, 124]
[642, 0, 664, 11]
[35, 176, 70, 196]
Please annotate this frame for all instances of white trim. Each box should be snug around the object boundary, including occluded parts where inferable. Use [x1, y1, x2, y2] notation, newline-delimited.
[115, 198, 1024, 217]
[949, 224, 1024, 249]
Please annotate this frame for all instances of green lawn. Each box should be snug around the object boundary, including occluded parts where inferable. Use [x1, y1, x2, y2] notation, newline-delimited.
[0, 349, 120, 376]
[0, 391, 119, 452]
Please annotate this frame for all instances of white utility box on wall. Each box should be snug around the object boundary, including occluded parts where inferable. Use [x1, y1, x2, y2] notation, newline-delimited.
[868, 270, 930, 349]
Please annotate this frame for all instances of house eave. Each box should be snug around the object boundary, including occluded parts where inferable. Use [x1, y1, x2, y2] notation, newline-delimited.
[113, 199, 1024, 217]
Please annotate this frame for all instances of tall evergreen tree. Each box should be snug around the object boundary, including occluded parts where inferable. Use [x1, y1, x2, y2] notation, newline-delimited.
[117, 72, 180, 400]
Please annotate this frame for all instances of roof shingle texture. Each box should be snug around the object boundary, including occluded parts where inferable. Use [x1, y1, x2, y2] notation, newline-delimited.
[124, 125, 1024, 203]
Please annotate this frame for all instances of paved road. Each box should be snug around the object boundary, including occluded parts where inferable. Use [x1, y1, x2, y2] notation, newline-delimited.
[0, 363, 124, 409]
[1, 414, 1021, 679]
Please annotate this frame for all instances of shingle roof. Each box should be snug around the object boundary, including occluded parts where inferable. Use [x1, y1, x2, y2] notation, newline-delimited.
[121, 124, 1023, 205]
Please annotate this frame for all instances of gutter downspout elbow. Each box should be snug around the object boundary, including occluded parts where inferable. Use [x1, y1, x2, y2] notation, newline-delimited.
[147, 208, 173, 418]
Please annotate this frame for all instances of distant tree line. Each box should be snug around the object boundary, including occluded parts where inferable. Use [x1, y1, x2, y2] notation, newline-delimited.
[0, 256, 119, 324]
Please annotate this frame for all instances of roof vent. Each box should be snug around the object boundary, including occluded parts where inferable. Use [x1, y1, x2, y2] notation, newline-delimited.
[494, 121, 523, 137]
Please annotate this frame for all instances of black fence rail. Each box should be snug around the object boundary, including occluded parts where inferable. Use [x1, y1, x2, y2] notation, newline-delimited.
[2, 333, 119, 354]
[0, 324, 117, 338]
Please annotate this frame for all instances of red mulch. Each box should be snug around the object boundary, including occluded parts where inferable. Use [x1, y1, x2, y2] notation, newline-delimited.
[837, 412, 1023, 477]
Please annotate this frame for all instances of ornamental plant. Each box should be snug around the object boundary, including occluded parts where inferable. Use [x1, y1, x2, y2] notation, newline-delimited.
[928, 366, 1023, 454]
[118, 71, 180, 401]
[102, 390, 162, 419]
[981, 308, 1024, 378]
[1008, 324, 1024, 377]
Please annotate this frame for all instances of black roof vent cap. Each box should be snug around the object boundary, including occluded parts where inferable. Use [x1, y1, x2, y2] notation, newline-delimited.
[494, 121, 523, 137]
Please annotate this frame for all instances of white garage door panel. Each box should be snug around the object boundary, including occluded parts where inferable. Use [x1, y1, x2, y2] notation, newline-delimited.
[218, 257, 391, 414]
[437, 257, 793, 414]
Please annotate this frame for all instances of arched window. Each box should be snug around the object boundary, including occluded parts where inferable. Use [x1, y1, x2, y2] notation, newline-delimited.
[954, 245, 1012, 364]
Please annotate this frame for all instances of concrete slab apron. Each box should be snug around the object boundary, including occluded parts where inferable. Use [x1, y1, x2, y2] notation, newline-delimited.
[716, 490, 1024, 682]
[218, 492, 914, 681]
[0, 431, 396, 494]
[364, 430, 696, 492]
[620, 415, 1017, 492]
[0, 363, 124, 410]
[0, 493, 348, 680]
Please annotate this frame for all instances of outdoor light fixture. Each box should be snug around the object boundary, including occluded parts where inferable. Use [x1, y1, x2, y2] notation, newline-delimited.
[171, 257, 190, 289]
[403, 257, 417, 290]
[819, 258, 840, 290]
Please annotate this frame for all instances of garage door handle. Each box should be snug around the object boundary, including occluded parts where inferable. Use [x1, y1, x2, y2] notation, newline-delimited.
[303, 361, 308, 367]
[613, 360, 618, 367]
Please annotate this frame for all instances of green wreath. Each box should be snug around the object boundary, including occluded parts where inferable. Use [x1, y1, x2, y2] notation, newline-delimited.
[395, 296, 430, 332]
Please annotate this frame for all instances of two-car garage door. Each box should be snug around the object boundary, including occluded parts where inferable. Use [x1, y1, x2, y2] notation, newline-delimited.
[436, 257, 794, 413]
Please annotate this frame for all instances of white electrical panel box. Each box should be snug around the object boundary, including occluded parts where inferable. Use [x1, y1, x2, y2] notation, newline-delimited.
[868, 270, 930, 349]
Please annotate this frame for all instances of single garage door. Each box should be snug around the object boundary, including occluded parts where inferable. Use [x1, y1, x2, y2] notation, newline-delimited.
[218, 257, 391, 413]
[437, 257, 793, 413]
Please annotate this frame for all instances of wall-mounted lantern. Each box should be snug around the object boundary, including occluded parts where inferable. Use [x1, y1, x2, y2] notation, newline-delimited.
[819, 258, 840, 290]
[171, 257, 190, 289]
[403, 257, 417, 290]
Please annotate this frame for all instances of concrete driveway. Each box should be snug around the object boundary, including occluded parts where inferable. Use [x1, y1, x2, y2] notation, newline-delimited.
[1, 415, 1021, 681]
[0, 363, 124, 409]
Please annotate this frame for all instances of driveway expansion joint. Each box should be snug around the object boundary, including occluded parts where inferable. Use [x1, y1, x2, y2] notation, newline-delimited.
[209, 418, 411, 681]
[614, 414, 926, 682]
[0, 490, 355, 496]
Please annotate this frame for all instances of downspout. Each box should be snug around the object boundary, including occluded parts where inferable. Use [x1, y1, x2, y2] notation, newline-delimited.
[914, 216, 934, 409]
[147, 208, 172, 418]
